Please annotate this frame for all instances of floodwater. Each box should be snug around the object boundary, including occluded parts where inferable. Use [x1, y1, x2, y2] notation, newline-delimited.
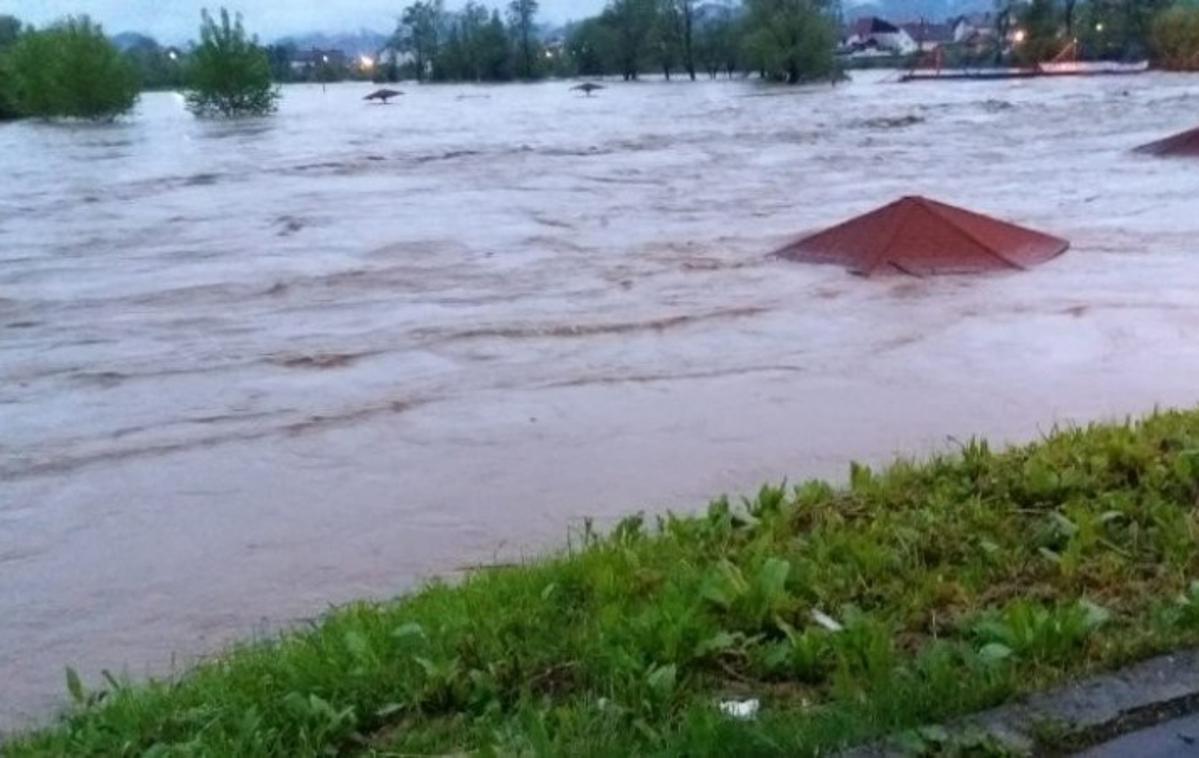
[4, 72, 1199, 730]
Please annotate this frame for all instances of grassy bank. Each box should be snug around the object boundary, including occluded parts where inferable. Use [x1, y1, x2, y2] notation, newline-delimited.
[9, 410, 1199, 756]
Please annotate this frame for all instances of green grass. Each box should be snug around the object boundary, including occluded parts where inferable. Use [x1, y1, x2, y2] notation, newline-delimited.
[10, 409, 1199, 756]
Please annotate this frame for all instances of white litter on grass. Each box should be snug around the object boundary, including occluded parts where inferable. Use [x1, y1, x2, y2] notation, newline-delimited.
[811, 609, 844, 632]
[719, 698, 760, 720]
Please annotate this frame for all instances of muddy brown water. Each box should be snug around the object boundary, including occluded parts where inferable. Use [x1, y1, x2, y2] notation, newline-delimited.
[4, 73, 1199, 730]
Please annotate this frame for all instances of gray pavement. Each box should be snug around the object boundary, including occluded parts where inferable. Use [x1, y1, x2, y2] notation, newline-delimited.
[1078, 713, 1199, 757]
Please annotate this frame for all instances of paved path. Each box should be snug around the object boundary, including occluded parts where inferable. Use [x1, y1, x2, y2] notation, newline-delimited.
[1079, 713, 1199, 757]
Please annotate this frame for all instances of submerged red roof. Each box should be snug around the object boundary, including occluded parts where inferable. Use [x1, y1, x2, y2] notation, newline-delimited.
[775, 196, 1069, 276]
[1135, 125, 1199, 157]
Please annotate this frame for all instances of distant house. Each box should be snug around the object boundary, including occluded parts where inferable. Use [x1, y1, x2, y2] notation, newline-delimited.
[543, 36, 566, 60]
[377, 48, 415, 68]
[842, 17, 918, 57]
[951, 13, 998, 44]
[899, 21, 953, 52]
[290, 48, 348, 74]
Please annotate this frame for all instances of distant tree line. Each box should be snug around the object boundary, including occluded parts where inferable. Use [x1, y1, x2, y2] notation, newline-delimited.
[4, 1, 1199, 122]
[381, 0, 1199, 83]
[383, 0, 842, 83]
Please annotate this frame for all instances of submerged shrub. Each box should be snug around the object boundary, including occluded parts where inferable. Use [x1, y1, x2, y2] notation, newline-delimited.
[739, 0, 839, 84]
[0, 15, 20, 120]
[3, 16, 138, 121]
[184, 8, 279, 118]
[1152, 5, 1199, 71]
[0, 62, 16, 121]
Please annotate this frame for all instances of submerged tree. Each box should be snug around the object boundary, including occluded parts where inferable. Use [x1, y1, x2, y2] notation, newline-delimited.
[508, 0, 540, 79]
[567, 17, 619, 76]
[1015, 0, 1064, 64]
[184, 8, 279, 117]
[676, 0, 698, 80]
[1072, 0, 1171, 60]
[435, 3, 512, 81]
[481, 10, 514, 79]
[740, 0, 837, 83]
[654, 0, 684, 79]
[3, 16, 138, 120]
[603, 0, 658, 79]
[0, 14, 20, 120]
[398, 0, 444, 81]
[1151, 3, 1199, 70]
[695, 4, 739, 78]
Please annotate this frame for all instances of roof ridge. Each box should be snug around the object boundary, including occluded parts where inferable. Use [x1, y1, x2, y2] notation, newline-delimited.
[860, 197, 917, 275]
[918, 197, 1031, 271]
[1137, 124, 1199, 155]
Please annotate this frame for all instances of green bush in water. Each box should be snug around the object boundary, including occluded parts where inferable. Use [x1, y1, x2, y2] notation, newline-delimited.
[0, 61, 17, 121]
[3, 16, 138, 121]
[1152, 4, 1199, 71]
[739, 0, 839, 84]
[184, 8, 279, 118]
[0, 14, 21, 120]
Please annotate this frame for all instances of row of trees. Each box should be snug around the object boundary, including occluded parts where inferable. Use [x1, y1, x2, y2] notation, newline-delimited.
[5, 1, 1199, 122]
[385, 0, 1199, 83]
[391, 0, 552, 82]
[0, 9, 278, 121]
[389, 0, 842, 83]
[0, 15, 22, 119]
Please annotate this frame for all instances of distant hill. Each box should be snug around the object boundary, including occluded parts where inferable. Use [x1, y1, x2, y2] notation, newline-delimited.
[276, 30, 389, 57]
[847, 0, 993, 23]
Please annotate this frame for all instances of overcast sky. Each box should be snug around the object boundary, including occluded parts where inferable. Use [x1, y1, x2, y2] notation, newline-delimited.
[0, 0, 612, 42]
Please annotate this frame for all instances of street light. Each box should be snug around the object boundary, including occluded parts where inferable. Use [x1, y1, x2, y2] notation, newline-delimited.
[1095, 22, 1104, 33]
[1013, 28, 1027, 44]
